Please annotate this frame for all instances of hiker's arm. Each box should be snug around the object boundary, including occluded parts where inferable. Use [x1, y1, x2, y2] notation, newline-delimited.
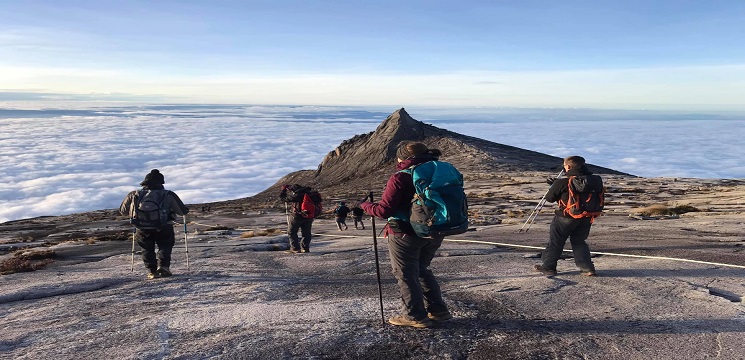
[119, 192, 134, 216]
[545, 179, 565, 203]
[360, 174, 406, 219]
[279, 189, 302, 203]
[168, 192, 190, 215]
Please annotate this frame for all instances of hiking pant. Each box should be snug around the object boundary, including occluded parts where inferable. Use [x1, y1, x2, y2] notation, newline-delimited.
[335, 216, 348, 230]
[288, 216, 313, 251]
[136, 226, 176, 271]
[387, 233, 448, 321]
[353, 216, 365, 229]
[541, 216, 595, 272]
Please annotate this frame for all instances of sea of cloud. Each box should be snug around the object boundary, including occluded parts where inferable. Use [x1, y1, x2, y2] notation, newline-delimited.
[1, 104, 743, 223]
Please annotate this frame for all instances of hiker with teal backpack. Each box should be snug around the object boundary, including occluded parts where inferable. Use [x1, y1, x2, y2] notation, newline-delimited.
[359, 141, 468, 328]
[333, 202, 350, 231]
[280, 184, 322, 253]
[120, 169, 189, 279]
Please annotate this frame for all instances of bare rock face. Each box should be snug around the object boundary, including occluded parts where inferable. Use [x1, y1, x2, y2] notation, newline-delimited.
[229, 108, 628, 207]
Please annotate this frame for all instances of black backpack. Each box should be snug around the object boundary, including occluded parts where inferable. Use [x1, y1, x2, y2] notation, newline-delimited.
[131, 190, 172, 229]
[562, 175, 604, 220]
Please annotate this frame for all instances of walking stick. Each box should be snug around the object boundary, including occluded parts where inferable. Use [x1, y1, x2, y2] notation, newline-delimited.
[368, 192, 386, 326]
[130, 227, 136, 272]
[183, 215, 190, 272]
[519, 169, 565, 233]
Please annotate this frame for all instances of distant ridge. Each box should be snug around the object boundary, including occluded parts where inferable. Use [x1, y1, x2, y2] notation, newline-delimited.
[225, 108, 628, 207]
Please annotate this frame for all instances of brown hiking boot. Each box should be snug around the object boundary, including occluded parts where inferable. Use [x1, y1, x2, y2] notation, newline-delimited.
[581, 270, 597, 276]
[534, 264, 558, 276]
[284, 249, 300, 254]
[388, 315, 434, 329]
[146, 271, 159, 279]
[427, 311, 453, 321]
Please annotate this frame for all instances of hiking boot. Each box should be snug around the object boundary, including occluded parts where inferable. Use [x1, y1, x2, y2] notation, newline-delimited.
[147, 271, 159, 279]
[534, 264, 558, 276]
[284, 249, 300, 254]
[387, 315, 434, 329]
[427, 311, 453, 321]
[301, 248, 310, 253]
[157, 267, 172, 277]
[581, 270, 597, 277]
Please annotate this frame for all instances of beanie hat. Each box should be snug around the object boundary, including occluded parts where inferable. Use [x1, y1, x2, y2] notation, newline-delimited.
[396, 141, 429, 160]
[140, 169, 165, 186]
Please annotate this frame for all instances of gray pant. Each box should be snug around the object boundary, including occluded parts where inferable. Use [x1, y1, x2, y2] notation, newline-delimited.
[541, 216, 595, 272]
[387, 233, 448, 320]
[288, 216, 313, 251]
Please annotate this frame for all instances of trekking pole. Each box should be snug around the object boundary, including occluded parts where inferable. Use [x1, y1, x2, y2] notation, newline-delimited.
[284, 203, 291, 228]
[519, 169, 565, 233]
[368, 192, 386, 326]
[130, 227, 136, 272]
[183, 215, 190, 272]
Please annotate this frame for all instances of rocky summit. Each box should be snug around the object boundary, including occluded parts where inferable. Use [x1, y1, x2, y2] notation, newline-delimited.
[1, 109, 744, 359]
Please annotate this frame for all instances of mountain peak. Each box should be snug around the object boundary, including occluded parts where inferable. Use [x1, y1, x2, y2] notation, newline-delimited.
[244, 108, 628, 205]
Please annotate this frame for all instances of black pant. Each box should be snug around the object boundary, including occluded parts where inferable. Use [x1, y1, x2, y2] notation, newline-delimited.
[353, 216, 365, 229]
[288, 216, 314, 251]
[541, 216, 595, 272]
[136, 226, 176, 271]
[388, 233, 448, 320]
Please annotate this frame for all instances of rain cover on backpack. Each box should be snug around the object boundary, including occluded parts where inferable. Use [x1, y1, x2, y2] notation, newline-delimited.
[299, 191, 323, 219]
[131, 190, 171, 229]
[404, 161, 469, 238]
[562, 175, 604, 220]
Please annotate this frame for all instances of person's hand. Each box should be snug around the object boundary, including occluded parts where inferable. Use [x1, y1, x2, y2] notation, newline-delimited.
[281, 185, 290, 191]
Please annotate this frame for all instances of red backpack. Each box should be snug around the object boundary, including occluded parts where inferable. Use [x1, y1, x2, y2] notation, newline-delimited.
[299, 191, 323, 219]
[561, 175, 604, 220]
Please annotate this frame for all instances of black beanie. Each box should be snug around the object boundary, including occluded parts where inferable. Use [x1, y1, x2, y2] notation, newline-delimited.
[140, 169, 165, 186]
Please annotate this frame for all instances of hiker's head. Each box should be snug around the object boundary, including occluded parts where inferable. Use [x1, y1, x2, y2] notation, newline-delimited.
[140, 169, 165, 186]
[396, 141, 441, 162]
[563, 156, 586, 172]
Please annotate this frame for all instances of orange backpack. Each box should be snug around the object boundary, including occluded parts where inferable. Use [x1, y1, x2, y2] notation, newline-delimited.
[561, 175, 604, 220]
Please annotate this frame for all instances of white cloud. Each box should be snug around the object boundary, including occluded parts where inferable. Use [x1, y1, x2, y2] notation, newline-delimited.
[0, 105, 743, 223]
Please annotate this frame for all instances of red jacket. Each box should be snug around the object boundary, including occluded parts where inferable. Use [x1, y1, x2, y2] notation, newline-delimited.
[360, 154, 437, 235]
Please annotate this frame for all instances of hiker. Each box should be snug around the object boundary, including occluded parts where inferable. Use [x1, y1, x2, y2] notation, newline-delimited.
[359, 141, 452, 328]
[351, 205, 365, 229]
[280, 184, 322, 253]
[333, 202, 350, 231]
[534, 156, 603, 277]
[120, 169, 189, 279]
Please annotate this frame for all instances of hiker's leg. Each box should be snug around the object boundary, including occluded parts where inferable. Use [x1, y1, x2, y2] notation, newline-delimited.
[136, 229, 157, 272]
[388, 233, 428, 320]
[542, 216, 572, 270]
[418, 236, 448, 315]
[336, 218, 343, 230]
[300, 218, 313, 251]
[341, 217, 348, 229]
[155, 226, 176, 269]
[569, 218, 595, 271]
[287, 217, 302, 251]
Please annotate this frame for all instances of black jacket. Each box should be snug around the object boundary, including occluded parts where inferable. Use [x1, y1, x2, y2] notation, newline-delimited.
[546, 165, 603, 217]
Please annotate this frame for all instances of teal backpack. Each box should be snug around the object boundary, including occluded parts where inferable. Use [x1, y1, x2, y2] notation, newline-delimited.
[397, 160, 469, 238]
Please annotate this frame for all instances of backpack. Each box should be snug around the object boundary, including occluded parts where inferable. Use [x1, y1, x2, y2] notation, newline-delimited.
[562, 175, 604, 220]
[299, 191, 323, 219]
[335, 206, 350, 217]
[402, 160, 469, 238]
[131, 190, 171, 229]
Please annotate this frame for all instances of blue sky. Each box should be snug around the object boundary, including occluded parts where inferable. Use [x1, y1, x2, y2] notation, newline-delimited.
[1, 1, 745, 109]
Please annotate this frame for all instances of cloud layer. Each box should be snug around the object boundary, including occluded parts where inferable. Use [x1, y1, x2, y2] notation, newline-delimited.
[1, 105, 743, 222]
